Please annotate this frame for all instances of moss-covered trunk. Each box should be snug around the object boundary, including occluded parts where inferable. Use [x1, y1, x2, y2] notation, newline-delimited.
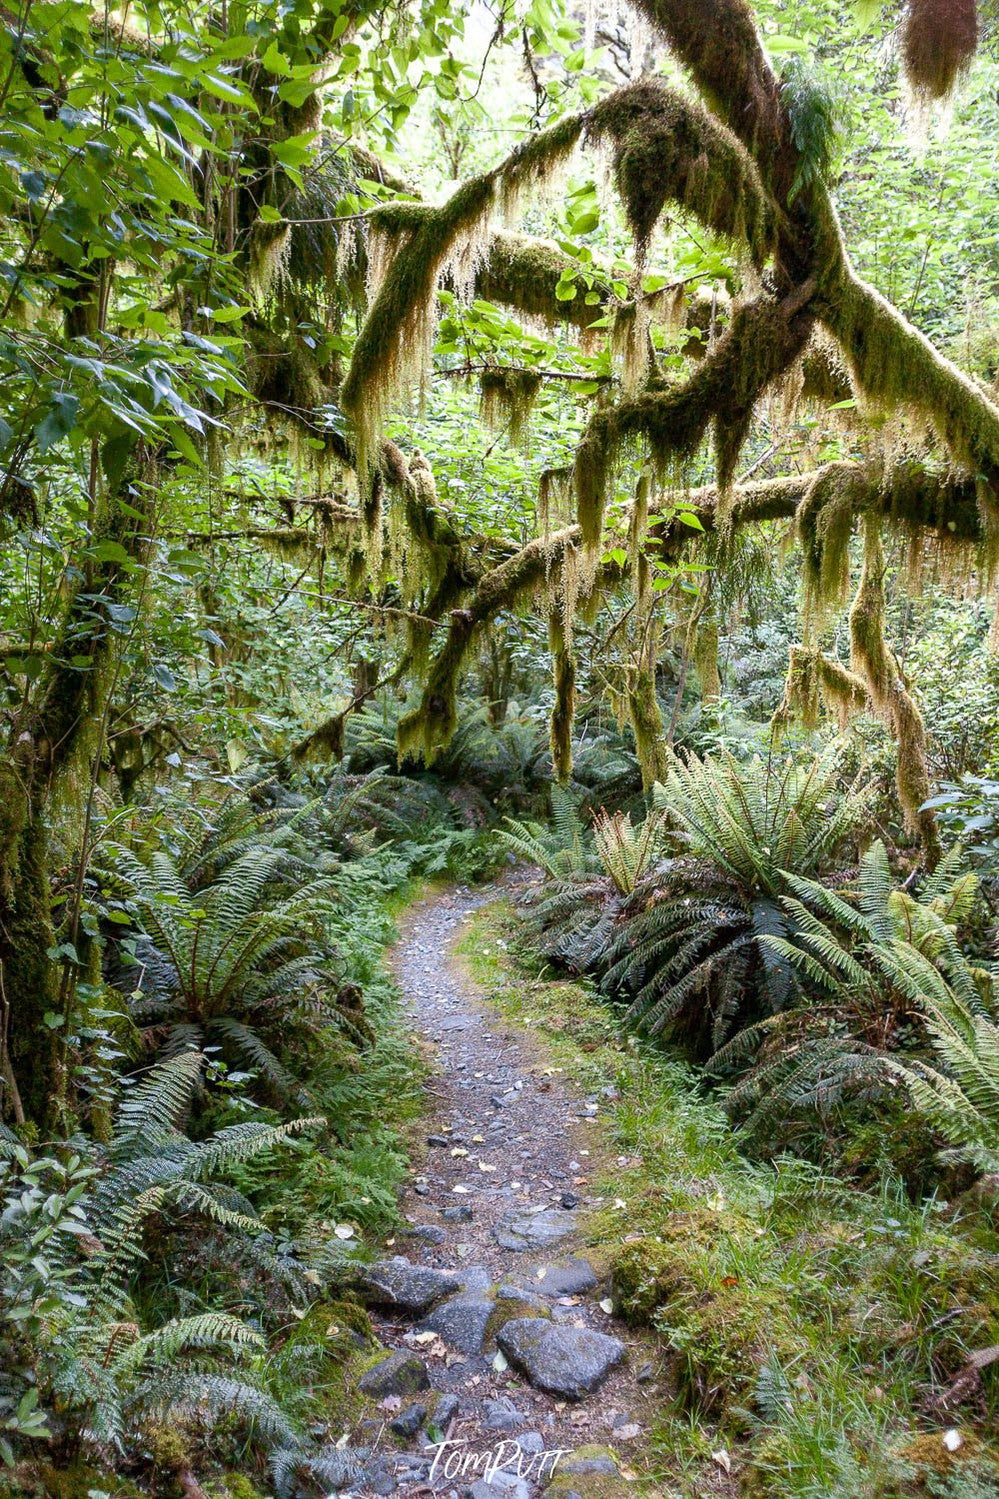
[0, 764, 60, 1127]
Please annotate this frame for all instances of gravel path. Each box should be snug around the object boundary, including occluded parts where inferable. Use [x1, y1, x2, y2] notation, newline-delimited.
[341, 883, 663, 1499]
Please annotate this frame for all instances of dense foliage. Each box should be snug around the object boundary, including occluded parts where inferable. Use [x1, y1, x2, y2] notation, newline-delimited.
[3, 0, 999, 1490]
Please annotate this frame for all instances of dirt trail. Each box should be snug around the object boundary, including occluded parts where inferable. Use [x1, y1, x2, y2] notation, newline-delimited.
[343, 883, 663, 1498]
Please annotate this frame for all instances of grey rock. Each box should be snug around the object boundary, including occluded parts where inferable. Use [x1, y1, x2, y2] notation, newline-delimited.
[530, 1257, 599, 1297]
[442, 1204, 473, 1222]
[496, 1319, 625, 1400]
[389, 1402, 427, 1439]
[495, 1283, 549, 1312]
[559, 1452, 620, 1475]
[358, 1350, 431, 1399]
[404, 1224, 447, 1246]
[366, 1476, 396, 1496]
[466, 1475, 530, 1499]
[516, 1432, 545, 1455]
[636, 1360, 655, 1383]
[433, 1393, 460, 1429]
[493, 1208, 577, 1252]
[422, 1292, 495, 1355]
[456, 1265, 492, 1292]
[482, 1396, 527, 1430]
[559, 1191, 581, 1209]
[490, 1091, 519, 1109]
[413, 1183, 430, 1196]
[360, 1257, 461, 1313]
[428, 1135, 450, 1148]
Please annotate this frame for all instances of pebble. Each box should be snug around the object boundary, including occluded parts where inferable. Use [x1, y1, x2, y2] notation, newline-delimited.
[482, 1396, 528, 1430]
[404, 1224, 447, 1245]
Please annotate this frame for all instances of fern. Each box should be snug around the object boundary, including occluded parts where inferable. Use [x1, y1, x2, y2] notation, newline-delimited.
[109, 829, 367, 1109]
[0, 1053, 321, 1467]
[594, 749, 873, 1054]
[726, 842, 994, 1154]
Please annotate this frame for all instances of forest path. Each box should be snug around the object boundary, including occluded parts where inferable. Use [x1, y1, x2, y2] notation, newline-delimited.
[343, 882, 664, 1498]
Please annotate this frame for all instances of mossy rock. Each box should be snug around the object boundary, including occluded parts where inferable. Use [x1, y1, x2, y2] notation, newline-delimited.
[545, 1445, 631, 1498]
[1, 1463, 142, 1499]
[612, 1223, 803, 1415]
[484, 1295, 551, 1345]
[205, 1477, 270, 1499]
[284, 1297, 373, 1360]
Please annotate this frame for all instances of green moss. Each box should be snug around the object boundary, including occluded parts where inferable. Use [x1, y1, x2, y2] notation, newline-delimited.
[484, 1295, 551, 1345]
[589, 80, 777, 265]
[478, 231, 611, 331]
[849, 517, 941, 864]
[4, 1463, 141, 1499]
[626, 661, 669, 790]
[205, 1476, 269, 1499]
[479, 368, 542, 448]
[545, 1444, 632, 1498]
[548, 613, 576, 786]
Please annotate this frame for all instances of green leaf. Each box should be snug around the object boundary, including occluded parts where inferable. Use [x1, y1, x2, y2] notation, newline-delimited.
[767, 34, 810, 53]
[34, 393, 80, 453]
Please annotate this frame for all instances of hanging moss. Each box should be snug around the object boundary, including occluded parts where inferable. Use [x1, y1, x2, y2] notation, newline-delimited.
[479, 368, 543, 448]
[822, 267, 999, 553]
[343, 114, 584, 478]
[797, 461, 869, 622]
[243, 322, 328, 416]
[396, 613, 474, 764]
[589, 81, 778, 266]
[396, 528, 578, 762]
[247, 219, 291, 302]
[902, 0, 979, 103]
[624, 0, 790, 198]
[343, 175, 497, 477]
[364, 219, 613, 333]
[548, 614, 576, 784]
[773, 644, 868, 734]
[538, 466, 573, 543]
[611, 302, 653, 394]
[849, 517, 941, 867]
[575, 294, 813, 550]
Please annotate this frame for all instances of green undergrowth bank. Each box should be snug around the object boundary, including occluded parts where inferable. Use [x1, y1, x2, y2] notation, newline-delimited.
[454, 901, 999, 1499]
[228, 855, 429, 1242]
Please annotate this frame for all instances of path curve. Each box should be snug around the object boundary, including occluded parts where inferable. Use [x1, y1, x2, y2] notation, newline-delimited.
[346, 883, 662, 1498]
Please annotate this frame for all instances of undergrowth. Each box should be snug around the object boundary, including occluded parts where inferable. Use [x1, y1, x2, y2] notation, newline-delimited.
[456, 901, 999, 1499]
